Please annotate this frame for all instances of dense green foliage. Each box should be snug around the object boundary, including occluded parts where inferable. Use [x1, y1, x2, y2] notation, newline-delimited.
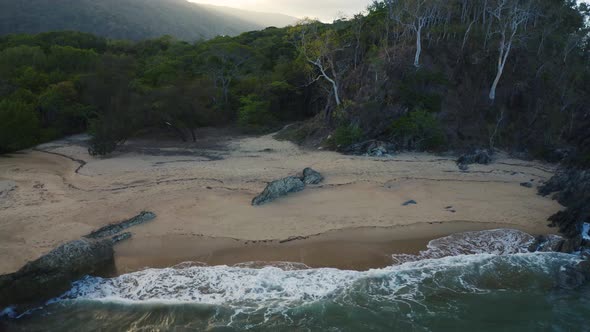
[0, 0, 295, 41]
[0, 0, 589, 160]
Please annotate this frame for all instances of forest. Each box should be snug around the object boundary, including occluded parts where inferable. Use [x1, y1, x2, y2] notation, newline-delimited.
[0, 0, 589, 164]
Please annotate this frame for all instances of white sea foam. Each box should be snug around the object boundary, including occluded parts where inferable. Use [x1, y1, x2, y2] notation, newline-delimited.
[392, 228, 535, 264]
[57, 253, 579, 313]
[48, 229, 581, 320]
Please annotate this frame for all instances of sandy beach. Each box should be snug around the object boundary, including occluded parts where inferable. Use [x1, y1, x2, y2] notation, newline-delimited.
[0, 129, 562, 274]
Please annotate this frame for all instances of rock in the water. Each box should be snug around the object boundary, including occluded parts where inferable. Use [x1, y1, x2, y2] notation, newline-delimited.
[539, 169, 590, 239]
[302, 168, 324, 185]
[520, 182, 533, 188]
[529, 234, 565, 252]
[402, 200, 417, 206]
[557, 263, 589, 289]
[457, 149, 492, 169]
[85, 211, 156, 239]
[252, 176, 305, 206]
[0, 237, 119, 308]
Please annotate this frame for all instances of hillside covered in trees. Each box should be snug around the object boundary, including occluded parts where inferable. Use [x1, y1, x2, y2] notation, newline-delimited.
[0, 0, 589, 165]
[0, 0, 297, 41]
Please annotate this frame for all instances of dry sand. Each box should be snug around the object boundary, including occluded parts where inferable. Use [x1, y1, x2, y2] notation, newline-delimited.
[0, 130, 562, 274]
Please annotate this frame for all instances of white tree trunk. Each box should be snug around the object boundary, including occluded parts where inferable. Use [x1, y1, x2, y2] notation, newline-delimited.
[414, 25, 422, 68]
[489, 35, 512, 101]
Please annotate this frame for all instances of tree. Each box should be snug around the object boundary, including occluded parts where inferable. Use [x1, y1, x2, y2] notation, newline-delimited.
[0, 99, 40, 153]
[291, 19, 349, 109]
[389, 0, 443, 68]
[487, 0, 536, 101]
[203, 42, 257, 105]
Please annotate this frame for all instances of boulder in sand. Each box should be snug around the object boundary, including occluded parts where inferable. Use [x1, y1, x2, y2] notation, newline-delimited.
[252, 176, 305, 206]
[457, 149, 492, 170]
[302, 167, 324, 185]
[0, 236, 124, 308]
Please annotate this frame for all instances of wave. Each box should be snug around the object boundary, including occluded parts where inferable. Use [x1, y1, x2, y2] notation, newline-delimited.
[4, 229, 588, 331]
[57, 253, 580, 309]
[392, 228, 539, 263]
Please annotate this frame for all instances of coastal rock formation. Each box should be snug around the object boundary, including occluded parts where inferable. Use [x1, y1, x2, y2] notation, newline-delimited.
[539, 169, 590, 244]
[252, 168, 324, 205]
[0, 236, 120, 308]
[457, 149, 492, 170]
[341, 140, 394, 157]
[0, 211, 156, 309]
[85, 211, 156, 239]
[252, 176, 305, 206]
[529, 234, 583, 254]
[302, 168, 324, 185]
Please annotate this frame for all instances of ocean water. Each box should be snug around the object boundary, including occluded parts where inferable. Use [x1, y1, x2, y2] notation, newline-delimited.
[2, 230, 590, 332]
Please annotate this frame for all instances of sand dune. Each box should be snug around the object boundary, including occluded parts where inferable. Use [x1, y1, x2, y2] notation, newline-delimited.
[0, 130, 561, 274]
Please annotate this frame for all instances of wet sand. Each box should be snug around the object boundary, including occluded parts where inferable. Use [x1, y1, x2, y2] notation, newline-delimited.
[113, 221, 555, 273]
[0, 129, 562, 274]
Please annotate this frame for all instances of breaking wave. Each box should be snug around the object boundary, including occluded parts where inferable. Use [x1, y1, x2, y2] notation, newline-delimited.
[3, 229, 589, 331]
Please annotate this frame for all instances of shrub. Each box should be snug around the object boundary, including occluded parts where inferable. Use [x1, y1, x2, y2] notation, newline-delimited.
[332, 124, 363, 147]
[389, 109, 446, 151]
[237, 94, 274, 129]
[0, 100, 40, 153]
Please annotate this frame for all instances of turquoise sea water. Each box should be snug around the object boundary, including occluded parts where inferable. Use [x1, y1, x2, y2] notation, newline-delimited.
[2, 230, 589, 331]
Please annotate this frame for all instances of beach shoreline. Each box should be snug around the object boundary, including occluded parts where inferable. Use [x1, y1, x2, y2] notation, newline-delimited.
[0, 129, 562, 274]
[113, 221, 557, 274]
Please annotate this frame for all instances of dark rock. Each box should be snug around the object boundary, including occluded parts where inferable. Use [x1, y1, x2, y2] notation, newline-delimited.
[341, 140, 395, 157]
[458, 164, 469, 171]
[0, 237, 119, 308]
[252, 176, 305, 206]
[557, 263, 589, 290]
[529, 234, 565, 252]
[302, 168, 324, 185]
[539, 169, 590, 240]
[520, 182, 533, 188]
[457, 149, 492, 169]
[85, 211, 156, 239]
[560, 235, 583, 253]
[402, 200, 417, 206]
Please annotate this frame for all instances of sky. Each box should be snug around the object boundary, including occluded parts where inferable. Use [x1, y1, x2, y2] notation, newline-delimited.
[189, 0, 372, 22]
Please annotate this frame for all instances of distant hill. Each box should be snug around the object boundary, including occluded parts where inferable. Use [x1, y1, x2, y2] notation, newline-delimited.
[0, 0, 298, 41]
[198, 4, 298, 29]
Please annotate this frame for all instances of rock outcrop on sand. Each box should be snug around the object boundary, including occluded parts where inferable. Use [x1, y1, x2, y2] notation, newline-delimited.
[341, 140, 394, 157]
[0, 211, 155, 309]
[252, 168, 323, 206]
[85, 211, 156, 239]
[0, 237, 118, 308]
[456, 149, 492, 170]
[539, 169, 589, 252]
[302, 167, 324, 185]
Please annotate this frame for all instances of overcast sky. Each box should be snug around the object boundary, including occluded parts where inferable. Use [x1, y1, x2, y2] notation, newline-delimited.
[189, 0, 372, 22]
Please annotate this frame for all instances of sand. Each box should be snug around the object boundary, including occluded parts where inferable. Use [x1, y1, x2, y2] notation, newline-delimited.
[0, 130, 562, 274]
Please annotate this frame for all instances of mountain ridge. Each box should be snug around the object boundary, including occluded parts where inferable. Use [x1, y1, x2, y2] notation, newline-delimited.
[0, 0, 297, 41]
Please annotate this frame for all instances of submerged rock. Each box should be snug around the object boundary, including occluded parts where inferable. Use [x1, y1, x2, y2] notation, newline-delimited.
[302, 168, 324, 185]
[402, 200, 417, 206]
[0, 236, 120, 308]
[557, 261, 590, 290]
[252, 176, 305, 206]
[520, 182, 533, 188]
